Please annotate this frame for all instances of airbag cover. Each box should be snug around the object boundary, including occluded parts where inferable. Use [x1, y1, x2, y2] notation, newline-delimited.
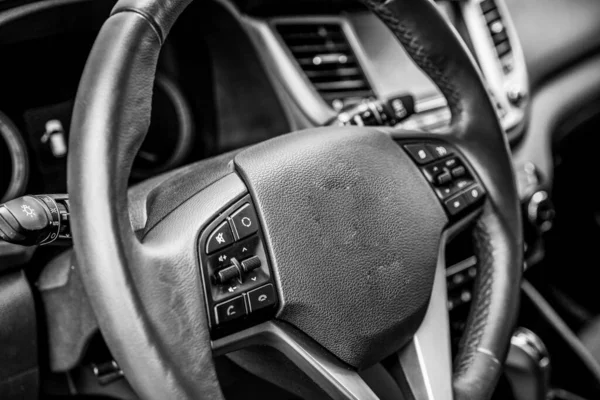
[235, 127, 447, 368]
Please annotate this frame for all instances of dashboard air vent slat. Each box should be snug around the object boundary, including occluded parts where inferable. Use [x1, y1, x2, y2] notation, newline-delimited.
[276, 22, 374, 110]
[479, 0, 514, 74]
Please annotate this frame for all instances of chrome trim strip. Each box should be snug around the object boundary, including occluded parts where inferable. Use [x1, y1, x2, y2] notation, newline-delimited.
[397, 228, 455, 400]
[415, 96, 448, 114]
[477, 347, 501, 365]
[446, 256, 477, 277]
[460, 0, 529, 133]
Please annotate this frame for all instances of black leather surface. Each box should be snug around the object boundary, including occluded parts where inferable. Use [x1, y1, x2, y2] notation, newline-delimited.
[111, 0, 191, 44]
[68, 4, 224, 400]
[129, 149, 239, 232]
[236, 126, 447, 368]
[360, 0, 523, 399]
[453, 208, 517, 397]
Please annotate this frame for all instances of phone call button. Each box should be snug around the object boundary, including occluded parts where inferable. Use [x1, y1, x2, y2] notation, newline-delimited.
[215, 295, 247, 325]
[248, 284, 277, 312]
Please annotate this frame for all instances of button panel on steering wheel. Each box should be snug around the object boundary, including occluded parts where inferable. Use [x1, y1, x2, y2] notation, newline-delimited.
[403, 141, 486, 218]
[198, 195, 278, 338]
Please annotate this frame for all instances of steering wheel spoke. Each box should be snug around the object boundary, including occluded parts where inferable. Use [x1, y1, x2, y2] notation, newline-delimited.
[387, 214, 480, 400]
[395, 245, 454, 400]
[213, 321, 379, 400]
[213, 222, 457, 400]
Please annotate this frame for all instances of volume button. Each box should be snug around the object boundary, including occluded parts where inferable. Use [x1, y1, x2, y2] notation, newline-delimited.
[215, 265, 241, 285]
[241, 256, 261, 273]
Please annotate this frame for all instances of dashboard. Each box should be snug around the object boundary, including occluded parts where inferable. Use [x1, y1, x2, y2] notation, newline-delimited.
[0, 0, 597, 207]
[0, 0, 598, 205]
[244, 0, 528, 138]
[0, 0, 199, 202]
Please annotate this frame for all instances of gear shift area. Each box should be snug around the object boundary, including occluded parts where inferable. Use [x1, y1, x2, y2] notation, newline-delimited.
[505, 328, 551, 400]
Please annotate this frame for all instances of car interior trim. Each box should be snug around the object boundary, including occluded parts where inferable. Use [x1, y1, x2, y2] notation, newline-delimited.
[446, 255, 478, 277]
[512, 53, 600, 187]
[270, 15, 380, 105]
[239, 2, 529, 141]
[242, 15, 336, 126]
[459, 0, 529, 140]
[522, 280, 600, 382]
[9, 0, 597, 397]
[396, 225, 455, 400]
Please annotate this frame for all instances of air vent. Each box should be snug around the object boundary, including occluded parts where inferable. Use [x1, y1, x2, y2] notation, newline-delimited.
[479, 0, 514, 74]
[276, 22, 374, 110]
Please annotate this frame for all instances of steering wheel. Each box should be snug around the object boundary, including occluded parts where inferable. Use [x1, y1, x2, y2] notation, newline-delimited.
[67, 0, 522, 399]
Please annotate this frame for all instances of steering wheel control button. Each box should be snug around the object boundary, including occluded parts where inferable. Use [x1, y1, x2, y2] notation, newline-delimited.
[206, 221, 234, 254]
[247, 284, 276, 312]
[422, 157, 467, 186]
[215, 296, 247, 325]
[454, 179, 473, 191]
[443, 157, 459, 169]
[230, 204, 259, 240]
[403, 144, 435, 164]
[199, 196, 279, 337]
[214, 264, 241, 285]
[241, 256, 261, 273]
[444, 194, 468, 216]
[404, 141, 488, 218]
[423, 161, 444, 179]
[206, 236, 271, 303]
[463, 185, 485, 206]
[437, 178, 473, 199]
[451, 166, 466, 178]
[209, 234, 261, 269]
[435, 186, 458, 200]
[426, 143, 452, 159]
[435, 171, 452, 186]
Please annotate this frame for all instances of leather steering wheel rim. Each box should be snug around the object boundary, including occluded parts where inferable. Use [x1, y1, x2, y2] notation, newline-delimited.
[68, 1, 523, 399]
